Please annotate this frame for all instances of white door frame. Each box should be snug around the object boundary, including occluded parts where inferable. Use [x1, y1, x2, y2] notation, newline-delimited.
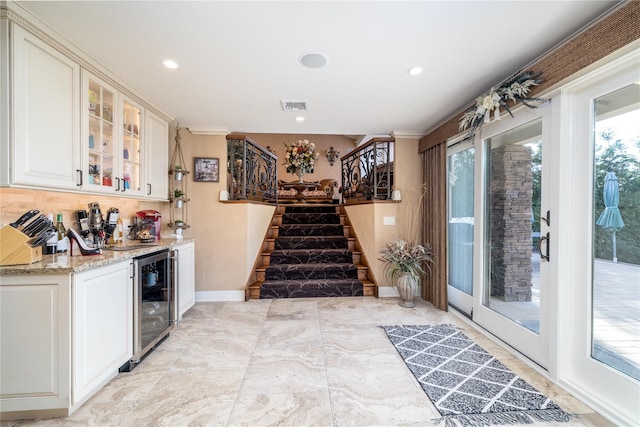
[555, 48, 640, 426]
[471, 105, 552, 369]
[447, 138, 475, 316]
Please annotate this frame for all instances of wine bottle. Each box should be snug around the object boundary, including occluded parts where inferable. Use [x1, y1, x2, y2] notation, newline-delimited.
[56, 213, 68, 252]
[45, 213, 58, 254]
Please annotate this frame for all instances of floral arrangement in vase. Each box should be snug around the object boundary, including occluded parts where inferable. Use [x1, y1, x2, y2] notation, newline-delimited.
[283, 139, 319, 176]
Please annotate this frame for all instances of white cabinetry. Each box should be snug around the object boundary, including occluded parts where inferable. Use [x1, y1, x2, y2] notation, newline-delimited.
[0, 274, 71, 416]
[0, 261, 133, 419]
[1, 17, 170, 199]
[83, 72, 118, 193]
[175, 241, 195, 319]
[8, 24, 80, 190]
[72, 260, 133, 405]
[145, 111, 169, 200]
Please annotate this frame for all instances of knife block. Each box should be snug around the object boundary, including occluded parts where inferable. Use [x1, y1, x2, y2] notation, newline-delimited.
[0, 225, 43, 266]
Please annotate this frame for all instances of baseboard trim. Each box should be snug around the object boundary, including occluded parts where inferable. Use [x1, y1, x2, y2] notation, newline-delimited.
[377, 286, 399, 298]
[195, 290, 245, 302]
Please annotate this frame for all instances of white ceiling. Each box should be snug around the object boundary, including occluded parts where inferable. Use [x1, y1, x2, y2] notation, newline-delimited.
[15, 0, 621, 136]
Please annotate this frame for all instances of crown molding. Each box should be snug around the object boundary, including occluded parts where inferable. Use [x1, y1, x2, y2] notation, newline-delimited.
[1, 3, 173, 123]
[391, 131, 425, 139]
[188, 127, 231, 136]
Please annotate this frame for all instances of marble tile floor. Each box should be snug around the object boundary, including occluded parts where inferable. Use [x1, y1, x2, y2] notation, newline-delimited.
[7, 297, 614, 427]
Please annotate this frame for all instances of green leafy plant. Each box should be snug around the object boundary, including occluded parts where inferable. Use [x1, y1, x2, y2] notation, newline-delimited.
[378, 238, 433, 282]
[174, 189, 185, 198]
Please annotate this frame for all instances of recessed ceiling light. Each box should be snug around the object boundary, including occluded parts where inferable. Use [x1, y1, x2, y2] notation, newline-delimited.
[299, 52, 328, 69]
[295, 116, 305, 122]
[163, 59, 179, 69]
[407, 67, 423, 76]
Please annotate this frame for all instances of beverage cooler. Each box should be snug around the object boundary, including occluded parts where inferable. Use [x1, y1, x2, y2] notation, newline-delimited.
[120, 249, 175, 371]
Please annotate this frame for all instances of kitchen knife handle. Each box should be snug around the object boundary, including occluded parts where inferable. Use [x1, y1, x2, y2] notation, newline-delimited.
[9, 209, 39, 228]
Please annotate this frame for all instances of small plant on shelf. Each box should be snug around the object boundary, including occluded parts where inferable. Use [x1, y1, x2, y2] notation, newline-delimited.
[173, 189, 185, 199]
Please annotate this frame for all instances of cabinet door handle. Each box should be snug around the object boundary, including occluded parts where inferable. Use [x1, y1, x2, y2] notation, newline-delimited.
[76, 169, 83, 186]
[115, 177, 121, 192]
[121, 178, 126, 192]
[147, 183, 152, 195]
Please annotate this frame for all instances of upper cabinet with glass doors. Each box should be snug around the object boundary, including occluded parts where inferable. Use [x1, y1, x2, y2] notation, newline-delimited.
[83, 72, 156, 198]
[121, 96, 143, 195]
[86, 76, 116, 192]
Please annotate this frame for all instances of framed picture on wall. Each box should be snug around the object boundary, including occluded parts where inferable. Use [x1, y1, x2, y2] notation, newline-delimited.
[194, 157, 219, 182]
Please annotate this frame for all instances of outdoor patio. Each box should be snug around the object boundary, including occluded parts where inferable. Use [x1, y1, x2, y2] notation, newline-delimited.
[489, 257, 640, 380]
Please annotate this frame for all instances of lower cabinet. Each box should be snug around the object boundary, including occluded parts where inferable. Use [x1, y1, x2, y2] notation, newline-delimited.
[0, 274, 71, 417]
[72, 261, 133, 405]
[174, 241, 195, 320]
[0, 260, 133, 419]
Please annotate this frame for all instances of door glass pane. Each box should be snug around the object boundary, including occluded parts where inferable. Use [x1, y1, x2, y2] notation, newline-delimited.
[592, 83, 640, 381]
[123, 101, 141, 192]
[483, 118, 542, 334]
[447, 146, 475, 296]
[88, 79, 115, 188]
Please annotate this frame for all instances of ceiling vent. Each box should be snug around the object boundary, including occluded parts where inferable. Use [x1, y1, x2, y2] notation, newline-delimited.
[281, 100, 308, 112]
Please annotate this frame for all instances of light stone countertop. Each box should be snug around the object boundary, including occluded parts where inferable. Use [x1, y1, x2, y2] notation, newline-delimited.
[0, 238, 195, 275]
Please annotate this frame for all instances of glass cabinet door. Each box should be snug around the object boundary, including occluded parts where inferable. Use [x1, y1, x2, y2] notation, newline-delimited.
[87, 78, 115, 190]
[122, 98, 142, 194]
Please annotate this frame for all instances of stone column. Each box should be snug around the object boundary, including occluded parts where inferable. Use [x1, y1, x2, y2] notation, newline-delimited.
[490, 145, 533, 302]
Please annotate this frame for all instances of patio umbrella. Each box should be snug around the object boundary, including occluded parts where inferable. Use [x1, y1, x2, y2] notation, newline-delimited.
[596, 171, 625, 262]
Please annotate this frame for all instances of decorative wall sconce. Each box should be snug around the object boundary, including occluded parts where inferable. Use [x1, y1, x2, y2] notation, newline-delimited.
[325, 146, 340, 166]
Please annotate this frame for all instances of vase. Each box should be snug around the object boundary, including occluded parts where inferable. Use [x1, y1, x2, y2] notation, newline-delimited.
[295, 168, 305, 183]
[396, 272, 418, 308]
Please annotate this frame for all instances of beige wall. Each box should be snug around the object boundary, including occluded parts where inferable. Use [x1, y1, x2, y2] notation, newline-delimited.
[344, 136, 424, 289]
[1, 132, 421, 295]
[244, 133, 355, 184]
[169, 127, 275, 294]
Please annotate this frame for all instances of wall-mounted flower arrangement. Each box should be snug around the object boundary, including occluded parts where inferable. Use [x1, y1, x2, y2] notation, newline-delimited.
[459, 71, 548, 139]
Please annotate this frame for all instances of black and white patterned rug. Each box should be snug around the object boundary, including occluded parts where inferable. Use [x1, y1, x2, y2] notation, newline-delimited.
[381, 324, 574, 427]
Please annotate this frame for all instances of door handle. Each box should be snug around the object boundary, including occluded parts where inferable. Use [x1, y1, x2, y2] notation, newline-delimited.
[538, 232, 550, 262]
[147, 183, 152, 195]
[76, 169, 83, 186]
[541, 210, 551, 226]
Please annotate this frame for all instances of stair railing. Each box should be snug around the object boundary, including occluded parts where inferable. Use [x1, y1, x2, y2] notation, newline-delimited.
[227, 134, 278, 201]
[340, 137, 395, 203]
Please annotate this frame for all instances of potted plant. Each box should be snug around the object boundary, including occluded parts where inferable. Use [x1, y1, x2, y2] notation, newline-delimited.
[173, 165, 184, 181]
[173, 189, 186, 208]
[378, 238, 433, 307]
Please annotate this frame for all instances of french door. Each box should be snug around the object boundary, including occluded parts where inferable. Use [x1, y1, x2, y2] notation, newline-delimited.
[447, 107, 551, 368]
[446, 48, 639, 424]
[559, 50, 639, 425]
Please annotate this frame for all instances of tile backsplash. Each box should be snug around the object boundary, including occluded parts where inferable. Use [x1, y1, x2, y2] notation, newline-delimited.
[0, 188, 168, 235]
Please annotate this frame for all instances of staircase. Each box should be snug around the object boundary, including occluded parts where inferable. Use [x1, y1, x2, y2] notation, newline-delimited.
[248, 204, 375, 299]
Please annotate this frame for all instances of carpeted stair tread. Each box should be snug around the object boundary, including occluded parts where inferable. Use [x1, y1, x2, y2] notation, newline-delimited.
[282, 213, 341, 224]
[265, 263, 358, 280]
[260, 278, 364, 298]
[278, 224, 344, 236]
[275, 235, 348, 250]
[258, 204, 365, 299]
[270, 249, 353, 264]
[284, 206, 337, 214]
